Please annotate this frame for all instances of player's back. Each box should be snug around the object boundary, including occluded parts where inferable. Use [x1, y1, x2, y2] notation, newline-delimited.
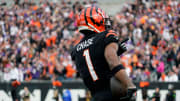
[71, 30, 119, 96]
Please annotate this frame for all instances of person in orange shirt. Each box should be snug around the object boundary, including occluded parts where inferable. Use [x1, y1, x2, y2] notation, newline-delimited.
[46, 38, 51, 47]
[66, 64, 76, 78]
[11, 80, 21, 101]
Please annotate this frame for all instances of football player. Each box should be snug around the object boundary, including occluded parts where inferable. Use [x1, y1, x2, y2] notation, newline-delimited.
[71, 6, 136, 101]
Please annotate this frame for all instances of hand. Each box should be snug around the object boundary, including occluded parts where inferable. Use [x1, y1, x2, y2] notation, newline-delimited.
[127, 87, 137, 99]
[119, 87, 137, 101]
[117, 38, 129, 56]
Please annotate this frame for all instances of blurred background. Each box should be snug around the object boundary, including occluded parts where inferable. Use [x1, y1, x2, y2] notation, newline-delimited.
[0, 0, 179, 101]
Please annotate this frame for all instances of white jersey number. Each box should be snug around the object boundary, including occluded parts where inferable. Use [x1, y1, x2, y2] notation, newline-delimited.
[83, 49, 98, 81]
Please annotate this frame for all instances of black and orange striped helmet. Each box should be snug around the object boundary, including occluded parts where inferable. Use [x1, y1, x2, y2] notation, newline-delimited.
[77, 6, 111, 34]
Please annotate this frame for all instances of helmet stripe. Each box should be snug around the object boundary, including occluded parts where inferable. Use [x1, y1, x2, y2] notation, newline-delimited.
[88, 23, 100, 33]
[84, 8, 88, 25]
[97, 8, 104, 23]
[86, 7, 91, 22]
[90, 7, 96, 25]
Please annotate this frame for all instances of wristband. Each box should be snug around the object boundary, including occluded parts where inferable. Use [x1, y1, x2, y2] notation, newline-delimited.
[111, 64, 125, 75]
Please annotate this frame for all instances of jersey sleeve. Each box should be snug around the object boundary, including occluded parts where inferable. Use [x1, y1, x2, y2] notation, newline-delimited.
[104, 30, 119, 46]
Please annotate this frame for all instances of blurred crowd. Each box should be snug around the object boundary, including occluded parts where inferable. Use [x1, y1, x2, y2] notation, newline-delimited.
[0, 0, 179, 82]
[115, 0, 180, 82]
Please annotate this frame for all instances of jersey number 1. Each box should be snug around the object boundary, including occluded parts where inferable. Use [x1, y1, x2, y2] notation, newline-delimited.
[83, 49, 98, 81]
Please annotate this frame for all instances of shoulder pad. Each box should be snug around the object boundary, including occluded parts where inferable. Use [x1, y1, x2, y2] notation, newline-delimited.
[103, 30, 119, 46]
[105, 30, 118, 38]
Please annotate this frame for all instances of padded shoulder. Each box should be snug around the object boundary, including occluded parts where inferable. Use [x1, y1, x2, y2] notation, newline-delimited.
[104, 30, 119, 46]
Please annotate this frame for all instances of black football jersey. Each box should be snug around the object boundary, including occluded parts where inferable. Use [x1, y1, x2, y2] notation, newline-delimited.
[71, 30, 119, 95]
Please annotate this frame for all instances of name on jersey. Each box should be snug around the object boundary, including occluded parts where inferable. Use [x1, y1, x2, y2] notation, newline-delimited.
[77, 38, 94, 51]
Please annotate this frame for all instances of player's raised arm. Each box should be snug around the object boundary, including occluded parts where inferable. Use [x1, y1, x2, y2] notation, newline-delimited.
[104, 42, 136, 90]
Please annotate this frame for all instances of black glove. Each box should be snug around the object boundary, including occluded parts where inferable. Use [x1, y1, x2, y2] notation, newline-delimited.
[119, 87, 137, 101]
[117, 38, 129, 56]
[127, 87, 137, 99]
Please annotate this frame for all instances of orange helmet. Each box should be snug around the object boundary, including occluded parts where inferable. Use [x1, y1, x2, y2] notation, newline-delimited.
[77, 6, 111, 34]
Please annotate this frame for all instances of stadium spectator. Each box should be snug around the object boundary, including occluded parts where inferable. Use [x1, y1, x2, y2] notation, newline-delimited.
[20, 86, 30, 101]
[53, 89, 59, 101]
[11, 80, 21, 101]
[62, 89, 72, 101]
[140, 81, 150, 101]
[52, 80, 62, 101]
[152, 87, 160, 101]
[79, 90, 92, 101]
[165, 84, 176, 101]
[166, 70, 178, 82]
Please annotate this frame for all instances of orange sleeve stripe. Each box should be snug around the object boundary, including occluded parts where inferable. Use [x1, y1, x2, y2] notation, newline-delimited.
[106, 33, 117, 37]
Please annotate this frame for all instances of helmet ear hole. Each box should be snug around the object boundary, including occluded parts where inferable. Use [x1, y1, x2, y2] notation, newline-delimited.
[100, 20, 104, 24]
[105, 18, 112, 30]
